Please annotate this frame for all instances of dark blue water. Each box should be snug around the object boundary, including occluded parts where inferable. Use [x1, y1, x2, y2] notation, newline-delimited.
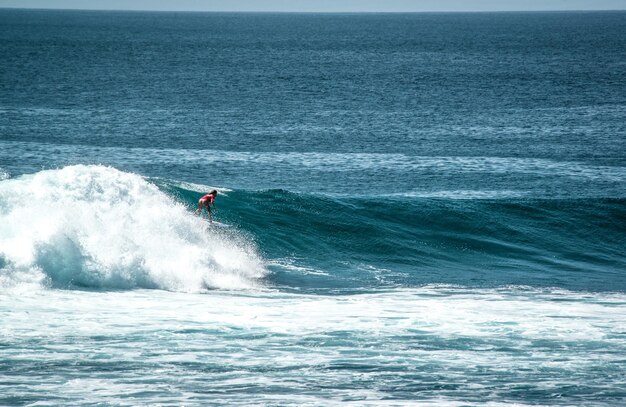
[1, 9, 626, 406]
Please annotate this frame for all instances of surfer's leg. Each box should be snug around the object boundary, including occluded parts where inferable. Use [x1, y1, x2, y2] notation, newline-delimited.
[195, 199, 203, 215]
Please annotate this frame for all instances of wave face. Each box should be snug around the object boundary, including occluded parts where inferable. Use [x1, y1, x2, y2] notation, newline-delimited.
[2, 165, 624, 294]
[161, 182, 626, 293]
[0, 165, 266, 291]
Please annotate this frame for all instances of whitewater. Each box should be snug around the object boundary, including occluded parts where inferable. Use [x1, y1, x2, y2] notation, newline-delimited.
[0, 165, 265, 291]
[3, 286, 626, 406]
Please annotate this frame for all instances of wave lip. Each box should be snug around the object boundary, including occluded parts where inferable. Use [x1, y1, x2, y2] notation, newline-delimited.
[0, 165, 266, 291]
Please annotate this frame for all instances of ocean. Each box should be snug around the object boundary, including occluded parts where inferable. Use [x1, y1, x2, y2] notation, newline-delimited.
[1, 9, 625, 406]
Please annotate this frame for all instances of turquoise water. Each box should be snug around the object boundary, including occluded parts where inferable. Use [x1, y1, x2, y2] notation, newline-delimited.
[1, 9, 626, 405]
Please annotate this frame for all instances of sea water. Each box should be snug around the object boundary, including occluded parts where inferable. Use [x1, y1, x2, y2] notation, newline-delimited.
[1, 9, 625, 406]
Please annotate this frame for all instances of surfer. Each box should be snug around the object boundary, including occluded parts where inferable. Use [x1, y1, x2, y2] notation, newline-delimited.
[195, 190, 218, 222]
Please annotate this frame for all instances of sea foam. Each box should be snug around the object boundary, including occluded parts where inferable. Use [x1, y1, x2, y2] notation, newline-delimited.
[0, 165, 266, 291]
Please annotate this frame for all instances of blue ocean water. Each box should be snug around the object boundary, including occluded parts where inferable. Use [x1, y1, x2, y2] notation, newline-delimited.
[1, 9, 626, 406]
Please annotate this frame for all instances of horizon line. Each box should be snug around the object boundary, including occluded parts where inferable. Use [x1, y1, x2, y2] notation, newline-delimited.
[1, 6, 625, 14]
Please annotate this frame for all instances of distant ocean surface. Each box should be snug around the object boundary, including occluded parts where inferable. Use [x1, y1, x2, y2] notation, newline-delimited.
[1, 9, 625, 406]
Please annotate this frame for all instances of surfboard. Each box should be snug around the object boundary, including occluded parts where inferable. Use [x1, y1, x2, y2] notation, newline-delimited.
[201, 219, 231, 228]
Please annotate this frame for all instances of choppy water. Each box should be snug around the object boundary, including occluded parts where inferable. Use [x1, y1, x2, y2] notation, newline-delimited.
[1, 9, 625, 406]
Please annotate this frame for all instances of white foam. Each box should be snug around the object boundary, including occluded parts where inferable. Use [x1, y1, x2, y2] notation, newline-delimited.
[0, 165, 266, 291]
[387, 189, 527, 199]
[1, 286, 624, 404]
